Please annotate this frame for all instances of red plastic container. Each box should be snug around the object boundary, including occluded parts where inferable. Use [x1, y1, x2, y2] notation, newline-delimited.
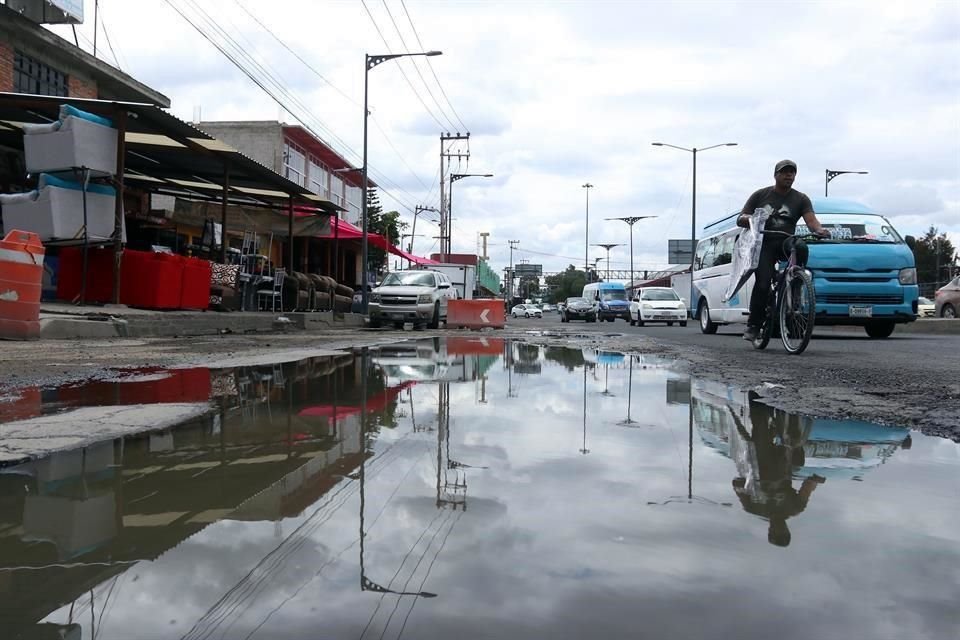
[0, 229, 45, 339]
[180, 257, 212, 310]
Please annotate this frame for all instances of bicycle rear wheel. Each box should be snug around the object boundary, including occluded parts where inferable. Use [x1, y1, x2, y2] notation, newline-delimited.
[779, 268, 815, 354]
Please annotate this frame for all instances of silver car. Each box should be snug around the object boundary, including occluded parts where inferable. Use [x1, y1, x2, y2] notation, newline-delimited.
[368, 270, 455, 329]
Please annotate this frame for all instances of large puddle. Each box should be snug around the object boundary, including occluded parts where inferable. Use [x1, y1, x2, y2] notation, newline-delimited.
[0, 338, 957, 639]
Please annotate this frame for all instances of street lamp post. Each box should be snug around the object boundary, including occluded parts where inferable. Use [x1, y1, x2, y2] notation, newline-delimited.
[606, 216, 656, 296]
[446, 173, 493, 261]
[362, 50, 442, 312]
[652, 142, 737, 314]
[592, 243, 621, 282]
[825, 169, 868, 197]
[582, 183, 594, 276]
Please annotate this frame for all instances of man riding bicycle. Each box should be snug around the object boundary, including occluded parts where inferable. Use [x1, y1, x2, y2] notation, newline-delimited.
[737, 159, 830, 342]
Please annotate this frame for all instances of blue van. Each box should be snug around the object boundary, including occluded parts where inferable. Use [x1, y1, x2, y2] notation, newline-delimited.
[692, 197, 918, 338]
[582, 281, 630, 322]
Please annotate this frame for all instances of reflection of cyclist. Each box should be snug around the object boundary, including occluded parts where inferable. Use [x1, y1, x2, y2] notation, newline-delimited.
[730, 395, 825, 547]
[737, 160, 830, 341]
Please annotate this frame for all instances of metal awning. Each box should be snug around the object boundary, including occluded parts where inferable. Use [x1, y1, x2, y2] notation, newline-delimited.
[0, 92, 344, 213]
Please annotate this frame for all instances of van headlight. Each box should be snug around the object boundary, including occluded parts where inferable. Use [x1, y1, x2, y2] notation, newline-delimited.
[369, 292, 381, 303]
[899, 268, 917, 285]
[418, 294, 433, 303]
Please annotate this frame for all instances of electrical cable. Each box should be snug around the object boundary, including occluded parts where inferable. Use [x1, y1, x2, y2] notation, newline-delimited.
[400, 0, 469, 133]
[359, 0, 448, 131]
[166, 0, 426, 214]
[380, 0, 459, 133]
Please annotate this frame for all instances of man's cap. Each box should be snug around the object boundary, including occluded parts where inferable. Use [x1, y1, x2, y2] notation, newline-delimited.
[775, 159, 798, 173]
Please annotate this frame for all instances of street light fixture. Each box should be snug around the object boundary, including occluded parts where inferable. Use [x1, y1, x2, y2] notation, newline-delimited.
[825, 169, 868, 197]
[582, 183, 594, 275]
[592, 243, 621, 282]
[652, 142, 737, 314]
[445, 173, 493, 261]
[362, 50, 442, 312]
[605, 216, 656, 295]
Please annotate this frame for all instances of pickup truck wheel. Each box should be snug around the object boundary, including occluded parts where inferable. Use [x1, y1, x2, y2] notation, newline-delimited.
[428, 302, 441, 329]
[368, 318, 381, 328]
[864, 320, 895, 338]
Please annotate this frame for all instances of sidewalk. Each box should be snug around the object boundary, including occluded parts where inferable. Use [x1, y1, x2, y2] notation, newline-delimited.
[38, 302, 365, 340]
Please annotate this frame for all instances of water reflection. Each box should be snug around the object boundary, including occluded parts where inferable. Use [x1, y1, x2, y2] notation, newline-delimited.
[0, 340, 955, 639]
[690, 379, 913, 546]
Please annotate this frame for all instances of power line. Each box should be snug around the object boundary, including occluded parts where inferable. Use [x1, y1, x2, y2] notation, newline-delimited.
[232, 0, 435, 204]
[359, 0, 448, 131]
[380, 0, 459, 132]
[400, 0, 469, 133]
[165, 0, 426, 214]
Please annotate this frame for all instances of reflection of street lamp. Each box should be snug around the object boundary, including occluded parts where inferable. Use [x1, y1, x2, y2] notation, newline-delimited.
[446, 173, 493, 260]
[579, 365, 590, 455]
[359, 347, 438, 598]
[647, 391, 732, 507]
[824, 169, 868, 197]
[617, 356, 639, 427]
[606, 217, 656, 296]
[362, 50, 442, 312]
[592, 243, 621, 282]
[652, 142, 737, 313]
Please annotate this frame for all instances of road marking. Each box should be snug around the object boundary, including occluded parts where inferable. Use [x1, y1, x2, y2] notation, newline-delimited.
[479, 309, 490, 323]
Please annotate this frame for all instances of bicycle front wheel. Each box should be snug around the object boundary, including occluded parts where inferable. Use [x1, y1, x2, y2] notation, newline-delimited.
[779, 268, 816, 354]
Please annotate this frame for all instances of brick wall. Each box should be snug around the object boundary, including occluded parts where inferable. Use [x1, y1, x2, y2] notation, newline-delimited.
[0, 41, 14, 92]
[68, 74, 97, 99]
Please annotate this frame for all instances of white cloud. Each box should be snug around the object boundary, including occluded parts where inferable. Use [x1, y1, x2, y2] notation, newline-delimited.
[46, 0, 960, 274]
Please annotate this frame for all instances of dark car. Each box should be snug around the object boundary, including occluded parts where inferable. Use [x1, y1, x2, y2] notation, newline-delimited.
[935, 276, 960, 318]
[561, 297, 596, 323]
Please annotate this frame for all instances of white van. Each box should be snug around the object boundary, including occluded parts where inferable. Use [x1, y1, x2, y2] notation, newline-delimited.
[692, 197, 919, 337]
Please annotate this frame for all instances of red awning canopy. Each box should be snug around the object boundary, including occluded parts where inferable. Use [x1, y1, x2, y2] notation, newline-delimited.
[313, 218, 439, 265]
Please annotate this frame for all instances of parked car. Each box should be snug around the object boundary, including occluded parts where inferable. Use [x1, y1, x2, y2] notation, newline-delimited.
[511, 303, 543, 318]
[541, 303, 557, 313]
[560, 297, 597, 323]
[935, 276, 960, 318]
[630, 287, 688, 327]
[917, 296, 936, 318]
[368, 270, 456, 329]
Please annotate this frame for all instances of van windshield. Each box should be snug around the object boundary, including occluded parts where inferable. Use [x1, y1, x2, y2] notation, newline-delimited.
[797, 214, 903, 244]
[600, 291, 627, 302]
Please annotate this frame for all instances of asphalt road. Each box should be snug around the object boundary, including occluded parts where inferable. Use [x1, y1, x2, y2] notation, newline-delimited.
[506, 311, 960, 440]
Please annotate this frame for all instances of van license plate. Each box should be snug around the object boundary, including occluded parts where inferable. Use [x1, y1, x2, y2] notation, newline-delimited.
[849, 305, 873, 318]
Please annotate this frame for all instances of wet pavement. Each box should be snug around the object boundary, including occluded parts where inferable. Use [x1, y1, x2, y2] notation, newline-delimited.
[0, 338, 957, 639]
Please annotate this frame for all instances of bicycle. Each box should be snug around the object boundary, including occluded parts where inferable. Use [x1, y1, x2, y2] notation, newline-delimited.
[752, 230, 819, 355]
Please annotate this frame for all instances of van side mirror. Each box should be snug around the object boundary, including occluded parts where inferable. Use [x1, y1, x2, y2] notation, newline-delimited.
[905, 235, 916, 250]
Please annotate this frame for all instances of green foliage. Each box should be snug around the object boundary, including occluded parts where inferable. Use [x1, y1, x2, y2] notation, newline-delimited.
[544, 264, 588, 302]
[913, 226, 956, 288]
[365, 188, 407, 275]
[518, 275, 540, 298]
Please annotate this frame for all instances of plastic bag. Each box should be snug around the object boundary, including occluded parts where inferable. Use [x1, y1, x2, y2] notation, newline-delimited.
[722, 209, 769, 303]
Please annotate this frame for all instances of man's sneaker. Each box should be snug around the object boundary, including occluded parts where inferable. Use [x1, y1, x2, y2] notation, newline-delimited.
[743, 326, 759, 341]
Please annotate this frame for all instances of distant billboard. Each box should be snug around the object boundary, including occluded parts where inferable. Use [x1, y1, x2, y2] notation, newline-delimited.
[668, 239, 698, 265]
[514, 263, 542, 276]
[9, 0, 84, 23]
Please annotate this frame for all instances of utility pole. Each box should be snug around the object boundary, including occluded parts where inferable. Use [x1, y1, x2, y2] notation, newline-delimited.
[582, 183, 594, 275]
[480, 232, 490, 260]
[413, 205, 439, 257]
[508, 239, 519, 302]
[440, 133, 470, 259]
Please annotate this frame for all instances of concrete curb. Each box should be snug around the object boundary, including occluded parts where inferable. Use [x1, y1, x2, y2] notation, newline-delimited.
[38, 308, 367, 340]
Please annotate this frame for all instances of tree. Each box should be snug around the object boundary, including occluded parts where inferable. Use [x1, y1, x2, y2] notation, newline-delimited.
[518, 275, 540, 299]
[913, 226, 956, 291]
[365, 188, 407, 276]
[544, 264, 587, 303]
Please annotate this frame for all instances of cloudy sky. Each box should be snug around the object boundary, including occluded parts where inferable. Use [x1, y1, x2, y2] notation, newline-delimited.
[44, 0, 960, 276]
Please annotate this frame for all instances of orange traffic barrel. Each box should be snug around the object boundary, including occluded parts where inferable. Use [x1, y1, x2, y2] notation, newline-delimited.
[0, 229, 45, 340]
